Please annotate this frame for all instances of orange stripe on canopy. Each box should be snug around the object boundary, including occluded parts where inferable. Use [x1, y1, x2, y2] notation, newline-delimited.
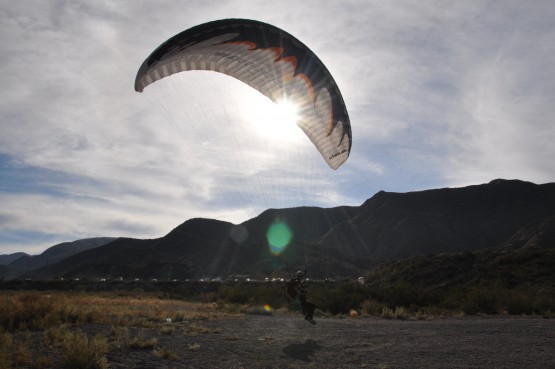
[223, 41, 257, 49]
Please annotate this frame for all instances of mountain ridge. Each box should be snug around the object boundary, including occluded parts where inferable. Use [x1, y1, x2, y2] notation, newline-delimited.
[0, 252, 28, 265]
[6, 179, 555, 281]
[1, 238, 116, 279]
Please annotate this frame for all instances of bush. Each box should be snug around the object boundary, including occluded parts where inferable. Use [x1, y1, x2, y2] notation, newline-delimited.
[61, 331, 109, 369]
[368, 283, 441, 308]
[311, 282, 368, 314]
[360, 299, 385, 316]
[503, 285, 555, 315]
[213, 284, 284, 307]
[465, 287, 501, 314]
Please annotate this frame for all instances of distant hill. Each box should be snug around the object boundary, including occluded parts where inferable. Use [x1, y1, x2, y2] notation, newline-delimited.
[0, 252, 28, 265]
[24, 179, 554, 281]
[4, 238, 116, 279]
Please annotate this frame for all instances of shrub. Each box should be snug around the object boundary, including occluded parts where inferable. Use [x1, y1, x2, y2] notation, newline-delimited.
[440, 285, 552, 315]
[311, 282, 368, 315]
[360, 299, 385, 316]
[381, 306, 408, 320]
[42, 325, 72, 347]
[110, 325, 129, 349]
[12, 342, 33, 368]
[214, 284, 285, 308]
[173, 310, 188, 323]
[503, 285, 555, 315]
[61, 331, 109, 369]
[369, 283, 441, 308]
[160, 325, 176, 335]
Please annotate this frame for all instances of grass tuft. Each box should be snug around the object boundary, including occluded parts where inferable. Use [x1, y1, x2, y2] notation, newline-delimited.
[188, 343, 201, 351]
[128, 331, 158, 350]
[154, 347, 180, 360]
[381, 306, 408, 320]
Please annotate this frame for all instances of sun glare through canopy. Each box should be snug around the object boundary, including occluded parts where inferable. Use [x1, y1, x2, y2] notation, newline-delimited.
[243, 91, 303, 143]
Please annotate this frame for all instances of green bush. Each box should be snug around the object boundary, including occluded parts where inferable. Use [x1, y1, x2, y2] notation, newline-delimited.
[502, 285, 555, 315]
[360, 299, 385, 316]
[213, 284, 285, 308]
[311, 282, 368, 314]
[368, 283, 441, 308]
[439, 284, 555, 315]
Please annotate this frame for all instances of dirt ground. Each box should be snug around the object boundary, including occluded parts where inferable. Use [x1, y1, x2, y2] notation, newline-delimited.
[104, 313, 555, 369]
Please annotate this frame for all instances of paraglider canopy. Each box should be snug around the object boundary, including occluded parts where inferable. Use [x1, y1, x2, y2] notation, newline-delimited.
[135, 18, 351, 169]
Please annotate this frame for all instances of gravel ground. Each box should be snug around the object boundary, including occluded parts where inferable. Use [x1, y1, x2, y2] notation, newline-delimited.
[105, 313, 555, 369]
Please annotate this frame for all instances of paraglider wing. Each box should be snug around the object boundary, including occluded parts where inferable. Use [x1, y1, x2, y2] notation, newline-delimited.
[135, 18, 351, 169]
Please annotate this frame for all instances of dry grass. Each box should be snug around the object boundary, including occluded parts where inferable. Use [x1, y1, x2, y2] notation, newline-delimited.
[0, 291, 239, 332]
[110, 325, 130, 349]
[184, 322, 220, 335]
[0, 332, 14, 369]
[159, 325, 176, 335]
[0, 290, 239, 368]
[128, 331, 158, 349]
[154, 347, 180, 360]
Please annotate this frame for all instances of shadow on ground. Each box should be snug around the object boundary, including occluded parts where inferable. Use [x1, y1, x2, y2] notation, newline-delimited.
[282, 339, 321, 362]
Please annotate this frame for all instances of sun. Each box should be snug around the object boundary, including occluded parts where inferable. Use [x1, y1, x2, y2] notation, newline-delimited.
[243, 92, 303, 142]
[274, 98, 300, 128]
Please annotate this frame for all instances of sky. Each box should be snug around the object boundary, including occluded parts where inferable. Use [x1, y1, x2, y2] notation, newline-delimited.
[1, 0, 554, 255]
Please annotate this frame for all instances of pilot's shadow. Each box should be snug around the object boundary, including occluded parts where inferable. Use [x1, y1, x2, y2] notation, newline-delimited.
[282, 339, 321, 362]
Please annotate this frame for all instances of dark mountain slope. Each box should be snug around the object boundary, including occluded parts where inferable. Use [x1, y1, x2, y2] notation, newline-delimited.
[319, 179, 555, 260]
[364, 245, 555, 314]
[0, 265, 19, 280]
[26, 179, 555, 280]
[31, 220, 237, 280]
[8, 238, 117, 273]
[503, 214, 555, 250]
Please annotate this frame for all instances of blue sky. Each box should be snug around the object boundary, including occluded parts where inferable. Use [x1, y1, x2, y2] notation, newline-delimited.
[1, 0, 554, 255]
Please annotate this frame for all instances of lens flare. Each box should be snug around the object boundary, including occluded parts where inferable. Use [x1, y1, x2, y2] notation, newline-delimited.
[266, 220, 292, 255]
[275, 98, 299, 126]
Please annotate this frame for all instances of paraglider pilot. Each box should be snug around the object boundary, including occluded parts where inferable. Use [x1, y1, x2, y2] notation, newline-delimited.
[285, 271, 316, 324]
